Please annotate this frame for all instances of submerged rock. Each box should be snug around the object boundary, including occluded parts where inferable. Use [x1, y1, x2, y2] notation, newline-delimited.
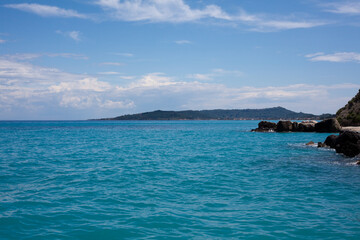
[306, 141, 315, 145]
[315, 118, 341, 133]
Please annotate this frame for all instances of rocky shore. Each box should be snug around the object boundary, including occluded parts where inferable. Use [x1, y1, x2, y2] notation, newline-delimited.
[251, 118, 341, 133]
[252, 118, 360, 159]
[318, 131, 360, 160]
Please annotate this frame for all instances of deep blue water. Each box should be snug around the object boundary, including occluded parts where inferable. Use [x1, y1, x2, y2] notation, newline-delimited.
[0, 120, 360, 239]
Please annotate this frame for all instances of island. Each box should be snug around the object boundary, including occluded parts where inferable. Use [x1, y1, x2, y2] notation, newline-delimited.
[97, 107, 333, 121]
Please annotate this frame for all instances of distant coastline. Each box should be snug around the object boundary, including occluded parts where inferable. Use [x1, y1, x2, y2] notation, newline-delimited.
[94, 107, 334, 121]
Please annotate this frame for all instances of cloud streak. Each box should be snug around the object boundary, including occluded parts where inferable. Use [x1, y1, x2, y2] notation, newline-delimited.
[306, 52, 360, 63]
[96, 0, 326, 31]
[324, 2, 360, 15]
[5, 3, 88, 19]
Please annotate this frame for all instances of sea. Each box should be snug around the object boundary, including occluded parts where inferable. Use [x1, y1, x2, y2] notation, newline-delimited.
[1, 120, 360, 239]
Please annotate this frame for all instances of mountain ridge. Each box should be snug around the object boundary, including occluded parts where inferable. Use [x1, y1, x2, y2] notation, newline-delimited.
[97, 107, 334, 120]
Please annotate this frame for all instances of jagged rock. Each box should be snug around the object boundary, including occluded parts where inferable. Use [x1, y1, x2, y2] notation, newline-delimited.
[298, 122, 315, 132]
[334, 131, 360, 157]
[252, 121, 276, 132]
[306, 141, 314, 145]
[356, 161, 360, 165]
[324, 135, 338, 148]
[315, 118, 341, 133]
[318, 142, 327, 148]
[276, 121, 293, 132]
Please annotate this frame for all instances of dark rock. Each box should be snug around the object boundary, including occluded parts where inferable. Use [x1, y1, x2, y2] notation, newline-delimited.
[292, 122, 299, 132]
[276, 121, 293, 132]
[306, 141, 314, 145]
[324, 135, 338, 148]
[334, 131, 360, 157]
[356, 161, 360, 165]
[298, 122, 315, 132]
[252, 121, 276, 132]
[258, 121, 277, 129]
[318, 142, 327, 148]
[315, 118, 341, 133]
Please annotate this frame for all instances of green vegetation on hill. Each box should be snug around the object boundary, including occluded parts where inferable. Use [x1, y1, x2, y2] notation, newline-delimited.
[336, 89, 360, 126]
[99, 107, 333, 120]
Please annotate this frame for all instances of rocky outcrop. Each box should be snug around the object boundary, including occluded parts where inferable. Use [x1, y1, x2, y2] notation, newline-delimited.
[252, 119, 340, 133]
[297, 122, 316, 132]
[276, 121, 293, 132]
[318, 131, 360, 157]
[251, 121, 276, 132]
[334, 131, 360, 157]
[336, 89, 360, 126]
[314, 118, 341, 133]
[324, 135, 338, 148]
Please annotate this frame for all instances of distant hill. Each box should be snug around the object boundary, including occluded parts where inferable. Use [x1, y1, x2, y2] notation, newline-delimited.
[98, 107, 334, 120]
[336, 89, 360, 126]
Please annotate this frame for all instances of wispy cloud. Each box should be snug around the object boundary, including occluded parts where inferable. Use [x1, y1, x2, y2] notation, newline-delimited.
[187, 68, 243, 81]
[56, 30, 81, 42]
[0, 39, 6, 44]
[98, 71, 122, 75]
[5, 3, 88, 19]
[323, 2, 360, 15]
[4, 53, 88, 61]
[306, 52, 360, 63]
[96, 0, 231, 22]
[175, 40, 192, 45]
[113, 53, 134, 57]
[96, 0, 326, 31]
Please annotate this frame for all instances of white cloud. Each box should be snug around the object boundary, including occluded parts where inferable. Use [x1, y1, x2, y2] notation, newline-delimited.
[100, 100, 135, 109]
[0, 58, 134, 114]
[129, 73, 176, 88]
[175, 40, 192, 44]
[324, 2, 360, 15]
[96, 0, 326, 31]
[49, 78, 111, 93]
[1, 58, 359, 119]
[56, 30, 81, 42]
[0, 39, 6, 44]
[5, 3, 88, 18]
[306, 52, 360, 63]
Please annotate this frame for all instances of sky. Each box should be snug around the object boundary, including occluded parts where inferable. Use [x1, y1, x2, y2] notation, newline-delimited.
[1, 0, 360, 120]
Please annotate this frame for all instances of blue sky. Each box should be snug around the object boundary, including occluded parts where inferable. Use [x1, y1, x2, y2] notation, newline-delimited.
[1, 0, 360, 120]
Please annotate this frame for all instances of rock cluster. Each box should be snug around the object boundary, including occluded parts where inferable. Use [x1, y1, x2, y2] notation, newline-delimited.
[252, 118, 341, 133]
[318, 131, 360, 157]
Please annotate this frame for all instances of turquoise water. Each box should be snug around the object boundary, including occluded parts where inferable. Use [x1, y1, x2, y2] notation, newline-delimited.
[1, 120, 360, 239]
